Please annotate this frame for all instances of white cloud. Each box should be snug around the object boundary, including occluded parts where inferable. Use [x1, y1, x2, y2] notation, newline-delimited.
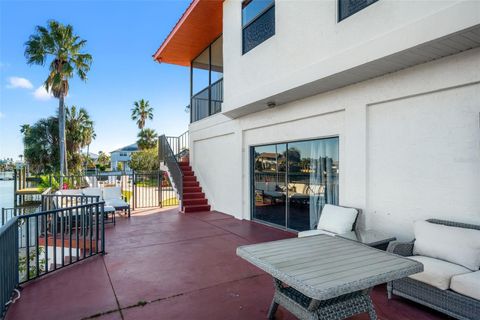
[33, 85, 53, 101]
[7, 77, 33, 89]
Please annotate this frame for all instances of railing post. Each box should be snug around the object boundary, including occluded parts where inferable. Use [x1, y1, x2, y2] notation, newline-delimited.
[101, 202, 105, 255]
[13, 169, 17, 208]
[132, 170, 136, 210]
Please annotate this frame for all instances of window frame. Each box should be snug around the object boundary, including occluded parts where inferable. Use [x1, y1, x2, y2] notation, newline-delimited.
[241, 0, 275, 54]
[250, 135, 340, 231]
[337, 0, 379, 22]
[242, 0, 275, 29]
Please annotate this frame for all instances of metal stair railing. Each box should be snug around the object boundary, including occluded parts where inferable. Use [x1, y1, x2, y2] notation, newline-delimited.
[165, 130, 189, 161]
[159, 135, 184, 210]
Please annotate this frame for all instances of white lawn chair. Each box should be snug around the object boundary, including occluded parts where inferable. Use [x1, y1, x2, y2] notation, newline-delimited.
[82, 187, 116, 224]
[297, 204, 359, 237]
[103, 187, 131, 218]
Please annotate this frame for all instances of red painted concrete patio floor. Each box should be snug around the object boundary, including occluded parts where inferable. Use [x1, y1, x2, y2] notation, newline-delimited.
[6, 207, 449, 320]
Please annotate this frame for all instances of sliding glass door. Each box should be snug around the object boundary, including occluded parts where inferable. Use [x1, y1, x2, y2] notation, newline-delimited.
[252, 143, 287, 227]
[252, 137, 339, 231]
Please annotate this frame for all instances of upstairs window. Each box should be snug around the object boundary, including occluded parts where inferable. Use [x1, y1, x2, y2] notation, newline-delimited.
[338, 0, 378, 22]
[242, 0, 275, 54]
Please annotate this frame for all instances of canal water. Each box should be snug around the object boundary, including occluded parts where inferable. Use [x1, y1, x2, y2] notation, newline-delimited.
[0, 180, 14, 210]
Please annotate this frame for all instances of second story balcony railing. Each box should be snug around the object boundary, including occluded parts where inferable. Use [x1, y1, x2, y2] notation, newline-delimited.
[190, 78, 223, 123]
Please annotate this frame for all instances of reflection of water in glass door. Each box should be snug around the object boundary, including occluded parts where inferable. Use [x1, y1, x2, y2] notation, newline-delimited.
[252, 144, 287, 227]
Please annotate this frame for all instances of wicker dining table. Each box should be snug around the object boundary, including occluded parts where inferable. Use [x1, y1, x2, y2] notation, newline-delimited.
[237, 234, 423, 320]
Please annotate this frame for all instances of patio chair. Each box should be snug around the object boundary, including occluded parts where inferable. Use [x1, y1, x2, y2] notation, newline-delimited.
[297, 204, 359, 237]
[102, 187, 131, 218]
[82, 187, 116, 224]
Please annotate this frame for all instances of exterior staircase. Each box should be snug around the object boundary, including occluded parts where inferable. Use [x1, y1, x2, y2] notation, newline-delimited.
[179, 161, 211, 213]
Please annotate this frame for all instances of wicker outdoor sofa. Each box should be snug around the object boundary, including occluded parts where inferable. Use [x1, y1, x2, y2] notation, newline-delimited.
[387, 219, 480, 320]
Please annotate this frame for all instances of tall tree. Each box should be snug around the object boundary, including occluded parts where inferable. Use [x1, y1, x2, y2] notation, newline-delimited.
[25, 20, 92, 184]
[21, 107, 95, 175]
[65, 106, 95, 174]
[21, 117, 60, 173]
[137, 128, 158, 150]
[131, 99, 153, 130]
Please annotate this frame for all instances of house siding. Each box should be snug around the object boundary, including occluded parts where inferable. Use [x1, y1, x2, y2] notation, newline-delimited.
[189, 47, 480, 240]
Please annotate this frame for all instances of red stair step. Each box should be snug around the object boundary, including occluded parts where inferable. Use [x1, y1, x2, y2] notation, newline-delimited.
[183, 171, 194, 176]
[184, 181, 199, 188]
[184, 186, 202, 193]
[183, 176, 197, 182]
[183, 192, 205, 199]
[183, 204, 211, 213]
[183, 198, 208, 206]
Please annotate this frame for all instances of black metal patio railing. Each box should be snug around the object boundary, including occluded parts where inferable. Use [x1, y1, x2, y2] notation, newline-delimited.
[19, 198, 105, 283]
[49, 171, 177, 210]
[0, 218, 19, 320]
[1, 206, 41, 226]
[0, 197, 105, 319]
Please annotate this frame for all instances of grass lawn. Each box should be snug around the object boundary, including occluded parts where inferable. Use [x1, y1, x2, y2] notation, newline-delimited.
[162, 197, 179, 206]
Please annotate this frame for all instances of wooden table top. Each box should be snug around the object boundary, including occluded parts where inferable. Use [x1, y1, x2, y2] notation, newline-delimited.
[237, 234, 422, 300]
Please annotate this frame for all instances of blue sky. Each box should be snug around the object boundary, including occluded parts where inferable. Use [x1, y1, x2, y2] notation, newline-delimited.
[0, 0, 191, 159]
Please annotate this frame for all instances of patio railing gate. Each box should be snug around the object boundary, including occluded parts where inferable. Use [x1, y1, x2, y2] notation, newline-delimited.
[54, 172, 176, 210]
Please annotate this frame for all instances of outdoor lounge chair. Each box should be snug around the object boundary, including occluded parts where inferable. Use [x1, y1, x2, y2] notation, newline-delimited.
[82, 187, 116, 224]
[102, 187, 131, 218]
[297, 204, 359, 237]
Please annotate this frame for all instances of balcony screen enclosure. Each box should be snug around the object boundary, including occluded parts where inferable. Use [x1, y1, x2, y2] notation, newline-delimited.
[191, 36, 223, 122]
[251, 137, 339, 231]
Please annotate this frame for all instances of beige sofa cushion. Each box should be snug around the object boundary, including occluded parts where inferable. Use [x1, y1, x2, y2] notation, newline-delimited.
[408, 256, 470, 290]
[413, 220, 480, 270]
[450, 271, 480, 300]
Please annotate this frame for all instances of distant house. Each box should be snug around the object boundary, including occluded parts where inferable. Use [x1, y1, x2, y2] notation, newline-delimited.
[84, 152, 99, 161]
[110, 143, 138, 172]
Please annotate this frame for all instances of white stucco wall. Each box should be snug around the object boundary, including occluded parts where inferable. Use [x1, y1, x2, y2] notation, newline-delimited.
[222, 0, 480, 114]
[189, 48, 480, 240]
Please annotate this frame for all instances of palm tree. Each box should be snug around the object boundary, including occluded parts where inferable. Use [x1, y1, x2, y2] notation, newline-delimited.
[25, 20, 92, 184]
[137, 128, 158, 150]
[131, 99, 154, 130]
[65, 106, 95, 174]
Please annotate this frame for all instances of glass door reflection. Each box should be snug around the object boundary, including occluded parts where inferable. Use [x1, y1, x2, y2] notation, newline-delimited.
[252, 144, 287, 227]
[287, 139, 339, 231]
[251, 137, 339, 231]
